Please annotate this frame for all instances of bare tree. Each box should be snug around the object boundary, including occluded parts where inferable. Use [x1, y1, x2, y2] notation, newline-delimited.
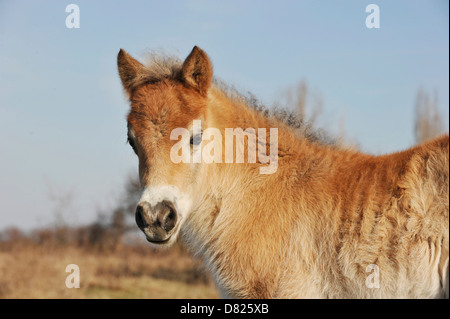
[414, 88, 445, 144]
[281, 80, 323, 129]
[278, 80, 359, 149]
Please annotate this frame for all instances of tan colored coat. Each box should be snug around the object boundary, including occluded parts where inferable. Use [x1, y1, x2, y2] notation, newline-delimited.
[119, 46, 449, 298]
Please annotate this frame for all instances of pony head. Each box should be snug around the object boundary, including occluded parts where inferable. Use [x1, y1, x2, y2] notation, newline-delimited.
[118, 46, 212, 246]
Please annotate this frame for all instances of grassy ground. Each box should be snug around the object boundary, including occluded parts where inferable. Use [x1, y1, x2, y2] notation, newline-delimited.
[0, 241, 218, 299]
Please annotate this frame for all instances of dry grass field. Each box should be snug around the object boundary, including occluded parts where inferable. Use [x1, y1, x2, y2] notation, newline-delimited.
[0, 235, 218, 299]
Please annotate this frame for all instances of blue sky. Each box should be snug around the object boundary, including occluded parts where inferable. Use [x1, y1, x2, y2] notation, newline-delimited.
[0, 0, 448, 230]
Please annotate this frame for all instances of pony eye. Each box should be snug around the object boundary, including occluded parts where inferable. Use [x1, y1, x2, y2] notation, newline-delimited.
[190, 134, 202, 146]
[127, 137, 137, 154]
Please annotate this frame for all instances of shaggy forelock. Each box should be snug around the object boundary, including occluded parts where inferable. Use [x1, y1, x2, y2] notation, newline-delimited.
[129, 51, 183, 89]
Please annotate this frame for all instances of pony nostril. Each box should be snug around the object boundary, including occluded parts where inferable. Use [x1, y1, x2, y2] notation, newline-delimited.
[163, 207, 177, 232]
[135, 205, 148, 228]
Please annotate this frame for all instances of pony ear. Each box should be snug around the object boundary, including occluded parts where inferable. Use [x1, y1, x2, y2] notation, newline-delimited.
[117, 49, 144, 93]
[181, 46, 213, 96]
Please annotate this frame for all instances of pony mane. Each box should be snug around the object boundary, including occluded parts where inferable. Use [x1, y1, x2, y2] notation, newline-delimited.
[212, 79, 337, 146]
[136, 51, 337, 146]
